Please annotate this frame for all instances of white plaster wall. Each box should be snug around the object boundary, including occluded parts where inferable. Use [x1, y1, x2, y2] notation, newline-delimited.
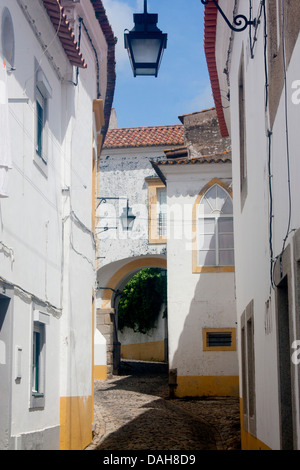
[0, 0, 105, 448]
[218, 0, 300, 449]
[0, 1, 65, 447]
[98, 146, 168, 267]
[224, 15, 281, 451]
[118, 306, 166, 346]
[163, 164, 238, 378]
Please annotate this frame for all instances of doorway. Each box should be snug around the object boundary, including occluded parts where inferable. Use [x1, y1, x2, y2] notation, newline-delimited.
[0, 288, 13, 450]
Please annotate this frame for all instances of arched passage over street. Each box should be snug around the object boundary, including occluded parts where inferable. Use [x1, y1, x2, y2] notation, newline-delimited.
[95, 255, 167, 378]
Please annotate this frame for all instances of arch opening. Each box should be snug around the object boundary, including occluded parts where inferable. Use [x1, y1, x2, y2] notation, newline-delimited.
[96, 256, 167, 377]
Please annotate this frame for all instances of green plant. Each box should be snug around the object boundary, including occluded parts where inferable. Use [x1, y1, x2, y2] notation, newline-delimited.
[118, 268, 167, 334]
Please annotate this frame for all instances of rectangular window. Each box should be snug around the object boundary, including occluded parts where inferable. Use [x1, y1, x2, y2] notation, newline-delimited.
[36, 88, 45, 160]
[147, 177, 167, 243]
[30, 310, 49, 409]
[32, 324, 44, 396]
[198, 217, 234, 267]
[157, 187, 167, 237]
[203, 328, 236, 351]
[207, 332, 232, 347]
[34, 67, 52, 173]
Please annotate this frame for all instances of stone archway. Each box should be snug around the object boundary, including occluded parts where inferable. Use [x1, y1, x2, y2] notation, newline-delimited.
[96, 256, 167, 378]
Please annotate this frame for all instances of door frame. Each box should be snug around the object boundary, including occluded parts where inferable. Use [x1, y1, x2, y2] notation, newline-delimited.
[0, 282, 14, 450]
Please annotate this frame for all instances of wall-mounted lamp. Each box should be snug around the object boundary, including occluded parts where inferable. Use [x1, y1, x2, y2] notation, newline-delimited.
[124, 0, 167, 77]
[120, 203, 136, 231]
[96, 197, 136, 232]
[201, 0, 256, 32]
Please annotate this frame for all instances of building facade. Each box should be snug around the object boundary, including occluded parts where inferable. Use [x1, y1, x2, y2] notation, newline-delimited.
[96, 121, 184, 376]
[152, 108, 239, 398]
[0, 0, 115, 450]
[205, 0, 300, 449]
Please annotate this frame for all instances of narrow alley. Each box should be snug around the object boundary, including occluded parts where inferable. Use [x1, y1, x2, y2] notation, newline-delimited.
[86, 361, 241, 451]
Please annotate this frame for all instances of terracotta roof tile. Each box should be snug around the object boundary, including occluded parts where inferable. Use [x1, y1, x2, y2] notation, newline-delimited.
[103, 125, 185, 149]
[151, 150, 232, 185]
[204, 1, 229, 138]
[43, 1, 116, 138]
[42, 0, 87, 68]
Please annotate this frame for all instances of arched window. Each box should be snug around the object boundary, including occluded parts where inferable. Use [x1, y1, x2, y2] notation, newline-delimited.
[197, 184, 234, 267]
[1, 8, 15, 67]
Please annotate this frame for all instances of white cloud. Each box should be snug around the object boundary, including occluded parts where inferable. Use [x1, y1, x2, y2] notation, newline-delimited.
[101, 0, 142, 70]
[185, 84, 215, 113]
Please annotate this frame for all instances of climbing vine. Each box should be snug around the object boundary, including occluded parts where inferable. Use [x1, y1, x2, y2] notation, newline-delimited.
[118, 268, 167, 334]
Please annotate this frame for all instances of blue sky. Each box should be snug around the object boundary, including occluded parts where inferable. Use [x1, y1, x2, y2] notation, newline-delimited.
[101, 0, 214, 128]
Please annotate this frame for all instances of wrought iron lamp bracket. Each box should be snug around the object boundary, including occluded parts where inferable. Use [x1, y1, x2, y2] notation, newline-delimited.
[201, 0, 256, 32]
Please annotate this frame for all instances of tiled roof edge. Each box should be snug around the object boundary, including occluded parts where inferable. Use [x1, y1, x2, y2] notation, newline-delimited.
[42, 0, 87, 68]
[90, 0, 117, 139]
[204, 1, 229, 138]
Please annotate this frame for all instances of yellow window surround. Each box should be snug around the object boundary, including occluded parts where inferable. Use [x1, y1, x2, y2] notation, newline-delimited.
[202, 328, 237, 351]
[146, 177, 167, 244]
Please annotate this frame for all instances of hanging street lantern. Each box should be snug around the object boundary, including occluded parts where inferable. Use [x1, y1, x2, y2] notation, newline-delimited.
[120, 203, 136, 231]
[124, 0, 167, 77]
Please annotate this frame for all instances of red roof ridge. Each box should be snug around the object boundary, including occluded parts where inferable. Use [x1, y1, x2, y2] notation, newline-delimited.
[108, 124, 183, 131]
[204, 1, 229, 138]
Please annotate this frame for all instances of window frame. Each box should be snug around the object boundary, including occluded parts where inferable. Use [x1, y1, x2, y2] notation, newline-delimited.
[147, 177, 167, 244]
[30, 309, 49, 410]
[241, 300, 256, 437]
[203, 328, 236, 351]
[192, 179, 235, 273]
[34, 66, 52, 175]
[36, 87, 46, 161]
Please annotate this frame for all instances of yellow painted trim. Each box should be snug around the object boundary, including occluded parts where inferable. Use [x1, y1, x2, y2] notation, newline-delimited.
[93, 99, 105, 133]
[192, 178, 234, 274]
[239, 399, 271, 450]
[101, 256, 167, 308]
[60, 395, 93, 450]
[147, 178, 167, 244]
[193, 266, 235, 273]
[175, 376, 239, 398]
[202, 328, 237, 351]
[94, 365, 107, 380]
[121, 340, 165, 362]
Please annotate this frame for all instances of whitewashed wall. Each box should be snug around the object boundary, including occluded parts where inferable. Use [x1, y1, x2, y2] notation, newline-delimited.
[215, 0, 300, 449]
[162, 164, 238, 385]
[98, 146, 167, 268]
[0, 0, 106, 449]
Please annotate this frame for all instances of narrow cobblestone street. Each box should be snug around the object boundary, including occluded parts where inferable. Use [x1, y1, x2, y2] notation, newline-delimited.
[86, 361, 241, 451]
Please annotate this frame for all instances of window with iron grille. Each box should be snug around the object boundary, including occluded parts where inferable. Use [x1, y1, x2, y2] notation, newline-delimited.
[203, 328, 236, 351]
[207, 332, 232, 347]
[157, 188, 167, 237]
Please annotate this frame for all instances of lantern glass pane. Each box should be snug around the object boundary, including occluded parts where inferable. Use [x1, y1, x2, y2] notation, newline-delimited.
[130, 38, 161, 63]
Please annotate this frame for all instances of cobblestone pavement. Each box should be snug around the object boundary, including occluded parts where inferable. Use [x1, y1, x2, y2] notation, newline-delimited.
[86, 361, 241, 451]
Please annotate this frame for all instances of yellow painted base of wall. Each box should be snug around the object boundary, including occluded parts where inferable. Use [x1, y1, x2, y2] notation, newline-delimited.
[60, 395, 93, 450]
[94, 365, 107, 380]
[239, 399, 271, 450]
[175, 376, 239, 398]
[121, 340, 165, 362]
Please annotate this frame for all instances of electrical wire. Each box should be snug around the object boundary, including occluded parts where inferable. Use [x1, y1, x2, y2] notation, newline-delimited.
[280, 1, 292, 255]
[22, 0, 63, 96]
